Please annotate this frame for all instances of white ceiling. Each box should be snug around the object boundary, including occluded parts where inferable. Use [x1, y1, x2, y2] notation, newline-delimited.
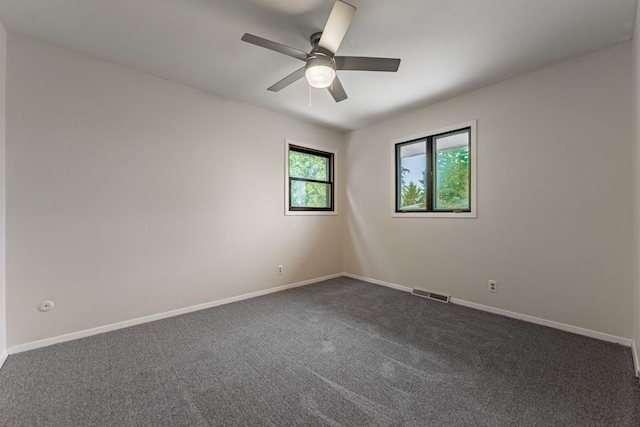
[0, 0, 636, 131]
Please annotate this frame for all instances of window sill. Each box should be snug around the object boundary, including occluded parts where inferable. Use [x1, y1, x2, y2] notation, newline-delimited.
[391, 211, 476, 219]
[286, 211, 337, 216]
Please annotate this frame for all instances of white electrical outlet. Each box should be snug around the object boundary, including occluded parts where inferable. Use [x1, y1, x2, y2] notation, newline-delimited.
[488, 280, 498, 293]
[277, 265, 284, 275]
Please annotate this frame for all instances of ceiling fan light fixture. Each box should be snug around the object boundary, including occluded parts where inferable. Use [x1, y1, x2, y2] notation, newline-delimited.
[241, 0, 399, 102]
[305, 53, 336, 88]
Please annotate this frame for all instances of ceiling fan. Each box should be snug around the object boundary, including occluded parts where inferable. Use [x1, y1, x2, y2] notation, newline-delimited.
[241, 0, 401, 102]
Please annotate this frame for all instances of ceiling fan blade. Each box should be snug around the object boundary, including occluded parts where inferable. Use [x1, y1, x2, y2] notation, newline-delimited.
[336, 56, 401, 72]
[241, 33, 309, 62]
[328, 76, 348, 102]
[318, 1, 356, 55]
[267, 67, 306, 92]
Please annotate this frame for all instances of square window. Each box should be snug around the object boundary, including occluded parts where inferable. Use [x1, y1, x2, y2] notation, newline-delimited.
[392, 121, 476, 218]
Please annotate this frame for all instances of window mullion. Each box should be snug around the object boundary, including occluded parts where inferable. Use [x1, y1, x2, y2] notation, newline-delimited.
[426, 137, 434, 212]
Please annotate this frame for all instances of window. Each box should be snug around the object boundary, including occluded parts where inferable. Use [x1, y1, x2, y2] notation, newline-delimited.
[392, 121, 476, 218]
[286, 141, 335, 215]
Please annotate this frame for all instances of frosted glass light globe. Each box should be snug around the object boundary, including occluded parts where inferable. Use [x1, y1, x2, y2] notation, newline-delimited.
[305, 54, 336, 88]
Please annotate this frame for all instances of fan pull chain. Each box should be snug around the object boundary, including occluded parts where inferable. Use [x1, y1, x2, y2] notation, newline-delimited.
[308, 84, 312, 107]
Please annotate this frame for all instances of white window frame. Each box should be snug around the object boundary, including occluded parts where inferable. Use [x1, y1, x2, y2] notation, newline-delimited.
[285, 139, 337, 216]
[391, 120, 477, 218]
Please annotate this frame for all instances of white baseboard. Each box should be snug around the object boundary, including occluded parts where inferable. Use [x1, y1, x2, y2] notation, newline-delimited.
[346, 273, 633, 347]
[343, 273, 413, 293]
[8, 273, 342, 355]
[632, 341, 639, 378]
[0, 349, 7, 370]
[451, 298, 632, 347]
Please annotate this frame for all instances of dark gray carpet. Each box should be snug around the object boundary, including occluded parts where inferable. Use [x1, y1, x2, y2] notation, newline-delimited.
[0, 277, 639, 426]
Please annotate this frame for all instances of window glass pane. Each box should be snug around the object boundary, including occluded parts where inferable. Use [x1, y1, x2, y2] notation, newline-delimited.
[398, 141, 427, 210]
[434, 131, 470, 211]
[290, 180, 331, 208]
[289, 150, 329, 182]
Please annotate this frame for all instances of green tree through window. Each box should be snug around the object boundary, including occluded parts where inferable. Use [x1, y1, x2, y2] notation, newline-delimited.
[435, 146, 469, 210]
[401, 181, 425, 207]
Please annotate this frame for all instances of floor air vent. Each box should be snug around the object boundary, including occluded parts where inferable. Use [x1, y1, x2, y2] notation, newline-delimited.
[411, 288, 450, 303]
